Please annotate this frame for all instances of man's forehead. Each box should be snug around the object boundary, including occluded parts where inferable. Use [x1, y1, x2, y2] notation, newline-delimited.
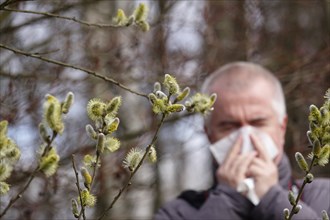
[210, 76, 271, 94]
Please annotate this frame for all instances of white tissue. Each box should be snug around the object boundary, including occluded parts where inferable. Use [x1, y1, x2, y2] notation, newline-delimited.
[210, 126, 278, 165]
[209, 126, 278, 205]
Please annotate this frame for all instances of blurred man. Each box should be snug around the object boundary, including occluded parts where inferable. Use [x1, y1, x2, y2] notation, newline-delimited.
[155, 62, 330, 219]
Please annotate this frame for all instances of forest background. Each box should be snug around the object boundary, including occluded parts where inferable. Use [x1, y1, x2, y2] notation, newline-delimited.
[0, 0, 329, 219]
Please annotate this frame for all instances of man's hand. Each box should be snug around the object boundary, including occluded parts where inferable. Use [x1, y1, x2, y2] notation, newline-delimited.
[247, 133, 278, 199]
[216, 135, 256, 191]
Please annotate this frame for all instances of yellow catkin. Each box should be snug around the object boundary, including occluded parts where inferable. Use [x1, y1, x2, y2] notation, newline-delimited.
[295, 152, 308, 172]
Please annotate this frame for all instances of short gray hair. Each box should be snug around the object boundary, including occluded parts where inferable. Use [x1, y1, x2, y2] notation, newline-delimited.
[202, 62, 286, 123]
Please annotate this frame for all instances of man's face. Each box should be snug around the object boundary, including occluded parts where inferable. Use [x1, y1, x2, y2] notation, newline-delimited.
[206, 79, 287, 163]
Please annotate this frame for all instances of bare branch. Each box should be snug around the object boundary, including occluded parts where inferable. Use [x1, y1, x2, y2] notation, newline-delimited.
[0, 43, 149, 99]
[2, 7, 121, 28]
[97, 114, 166, 220]
[72, 154, 86, 220]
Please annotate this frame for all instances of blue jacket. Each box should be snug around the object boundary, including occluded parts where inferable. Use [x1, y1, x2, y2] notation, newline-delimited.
[154, 155, 330, 220]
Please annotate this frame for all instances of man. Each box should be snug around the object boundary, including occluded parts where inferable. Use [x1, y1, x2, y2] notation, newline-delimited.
[155, 62, 330, 219]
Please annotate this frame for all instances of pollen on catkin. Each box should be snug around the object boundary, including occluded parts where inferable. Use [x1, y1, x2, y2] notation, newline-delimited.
[123, 148, 143, 172]
[83, 154, 100, 169]
[105, 117, 120, 134]
[317, 145, 330, 166]
[185, 93, 217, 114]
[163, 74, 180, 96]
[104, 136, 121, 152]
[39, 147, 60, 177]
[148, 146, 157, 163]
[80, 189, 96, 207]
[114, 9, 128, 26]
[0, 181, 10, 195]
[133, 3, 149, 22]
[44, 94, 64, 134]
[87, 98, 106, 121]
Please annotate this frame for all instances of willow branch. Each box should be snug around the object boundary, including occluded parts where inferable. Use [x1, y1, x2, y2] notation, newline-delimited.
[0, 44, 148, 99]
[71, 154, 86, 220]
[0, 132, 57, 218]
[97, 114, 167, 220]
[2, 7, 121, 28]
[287, 157, 316, 220]
[89, 153, 100, 190]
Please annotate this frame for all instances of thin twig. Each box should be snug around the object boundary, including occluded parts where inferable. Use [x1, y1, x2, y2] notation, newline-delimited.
[0, 132, 58, 218]
[0, 43, 149, 99]
[71, 154, 86, 220]
[90, 154, 100, 190]
[2, 7, 120, 28]
[97, 114, 166, 220]
[287, 157, 316, 220]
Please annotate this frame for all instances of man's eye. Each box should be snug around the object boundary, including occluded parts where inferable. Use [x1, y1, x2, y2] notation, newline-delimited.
[217, 123, 238, 132]
[250, 120, 267, 127]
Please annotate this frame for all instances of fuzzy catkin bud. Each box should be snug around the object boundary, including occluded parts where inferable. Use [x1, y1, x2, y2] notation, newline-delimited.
[80, 189, 96, 207]
[87, 98, 106, 121]
[209, 93, 217, 106]
[293, 204, 302, 214]
[295, 152, 308, 172]
[106, 96, 122, 116]
[309, 105, 322, 123]
[307, 131, 315, 146]
[44, 95, 64, 134]
[283, 208, 290, 220]
[81, 167, 92, 190]
[317, 145, 330, 166]
[133, 3, 148, 22]
[86, 124, 97, 140]
[105, 117, 120, 133]
[96, 133, 105, 155]
[148, 146, 157, 163]
[322, 210, 329, 220]
[322, 131, 330, 146]
[153, 82, 161, 93]
[71, 199, 79, 218]
[174, 87, 190, 103]
[136, 20, 150, 32]
[39, 148, 60, 177]
[62, 92, 74, 114]
[288, 190, 296, 206]
[123, 148, 143, 172]
[312, 139, 321, 157]
[0, 181, 10, 195]
[305, 173, 314, 183]
[104, 137, 120, 152]
[155, 91, 168, 100]
[167, 104, 185, 113]
[0, 120, 8, 138]
[115, 9, 128, 26]
[163, 74, 180, 95]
